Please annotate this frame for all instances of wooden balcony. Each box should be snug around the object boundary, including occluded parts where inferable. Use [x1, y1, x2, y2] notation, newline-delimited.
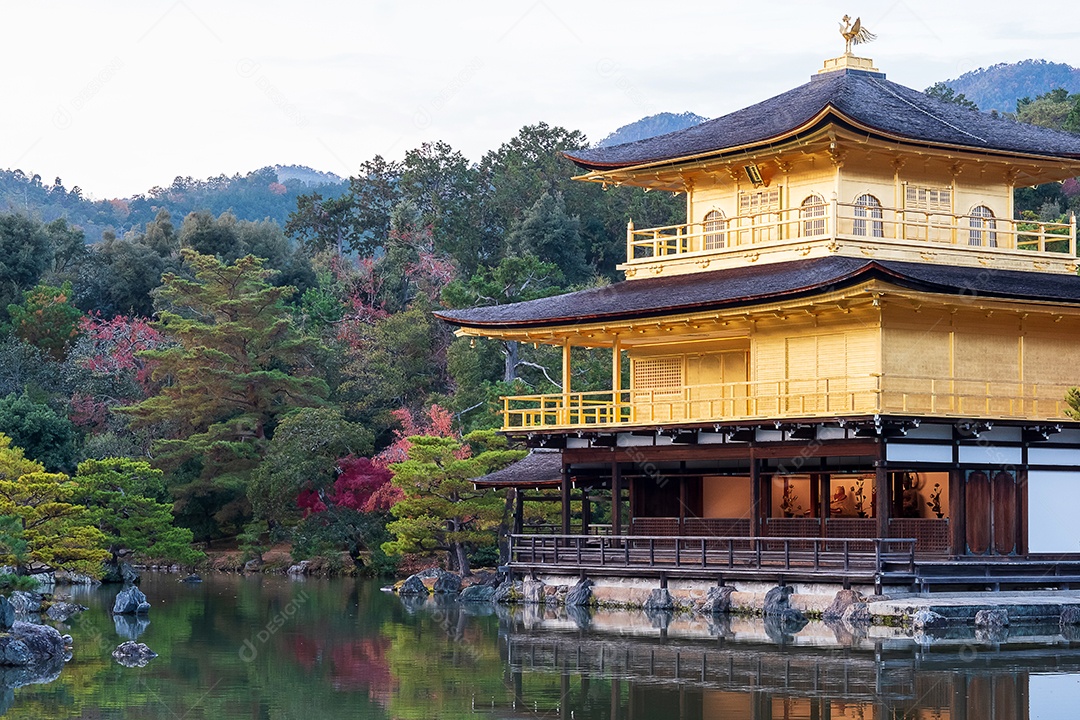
[501, 375, 1074, 430]
[623, 201, 1077, 276]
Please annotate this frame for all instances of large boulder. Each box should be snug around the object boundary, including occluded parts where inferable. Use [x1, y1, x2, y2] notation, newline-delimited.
[7, 592, 43, 615]
[0, 622, 67, 666]
[975, 608, 1009, 630]
[565, 579, 593, 607]
[45, 602, 88, 623]
[112, 586, 151, 615]
[763, 585, 808, 627]
[102, 561, 140, 585]
[112, 641, 158, 668]
[432, 572, 462, 595]
[522, 580, 546, 604]
[1061, 605, 1080, 627]
[397, 575, 429, 596]
[643, 588, 674, 613]
[842, 602, 873, 627]
[697, 586, 735, 615]
[911, 609, 948, 632]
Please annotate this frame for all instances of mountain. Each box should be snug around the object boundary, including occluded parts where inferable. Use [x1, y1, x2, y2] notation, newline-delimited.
[274, 164, 343, 186]
[597, 112, 707, 147]
[941, 60, 1080, 114]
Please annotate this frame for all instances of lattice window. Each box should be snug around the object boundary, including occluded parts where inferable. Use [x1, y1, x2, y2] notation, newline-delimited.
[905, 185, 952, 212]
[853, 193, 884, 237]
[738, 187, 780, 215]
[633, 357, 683, 397]
[968, 205, 997, 247]
[703, 210, 726, 249]
[800, 194, 827, 237]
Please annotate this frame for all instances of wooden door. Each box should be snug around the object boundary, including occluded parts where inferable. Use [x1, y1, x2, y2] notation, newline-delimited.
[965, 470, 1020, 556]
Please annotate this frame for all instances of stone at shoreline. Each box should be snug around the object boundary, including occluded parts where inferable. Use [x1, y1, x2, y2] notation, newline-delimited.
[975, 608, 1009, 630]
[0, 598, 13, 631]
[493, 580, 522, 604]
[112, 586, 151, 615]
[643, 588, 674, 613]
[0, 622, 67, 667]
[179, 574, 203, 584]
[433, 573, 462, 595]
[7, 592, 43, 615]
[911, 609, 948, 631]
[522, 579, 546, 604]
[842, 602, 873, 626]
[822, 589, 863, 621]
[286, 561, 310, 576]
[397, 575, 429, 596]
[243, 559, 263, 573]
[112, 641, 158, 668]
[763, 585, 808, 626]
[565, 579, 593, 607]
[459, 585, 496, 602]
[52, 571, 100, 586]
[1061, 605, 1080, 627]
[697, 586, 734, 615]
[102, 561, 140, 585]
[45, 602, 88, 623]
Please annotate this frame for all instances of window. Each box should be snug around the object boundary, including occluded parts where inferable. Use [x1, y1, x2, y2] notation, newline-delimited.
[853, 194, 883, 237]
[968, 205, 997, 247]
[905, 185, 952, 212]
[800, 194, 827, 237]
[633, 357, 683, 398]
[738, 188, 781, 215]
[703, 210, 726, 250]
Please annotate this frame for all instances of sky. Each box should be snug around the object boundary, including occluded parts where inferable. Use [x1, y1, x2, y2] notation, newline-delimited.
[3, 0, 1079, 200]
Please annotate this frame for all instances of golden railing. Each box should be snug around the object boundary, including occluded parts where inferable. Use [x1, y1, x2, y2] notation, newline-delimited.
[626, 202, 1078, 263]
[501, 375, 1074, 430]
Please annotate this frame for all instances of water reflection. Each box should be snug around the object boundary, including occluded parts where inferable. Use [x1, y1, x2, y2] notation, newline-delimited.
[4, 574, 1080, 719]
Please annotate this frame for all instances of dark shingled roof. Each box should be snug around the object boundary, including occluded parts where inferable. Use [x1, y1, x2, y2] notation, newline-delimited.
[473, 450, 562, 488]
[566, 69, 1080, 170]
[435, 257, 1080, 329]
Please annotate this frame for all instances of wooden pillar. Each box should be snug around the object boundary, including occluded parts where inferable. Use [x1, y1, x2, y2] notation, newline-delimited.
[612, 461, 623, 537]
[950, 468, 966, 556]
[678, 477, 687, 532]
[513, 488, 524, 536]
[875, 461, 889, 539]
[581, 488, 591, 536]
[750, 453, 761, 537]
[611, 335, 622, 421]
[561, 468, 572, 536]
[820, 473, 831, 519]
[561, 339, 572, 427]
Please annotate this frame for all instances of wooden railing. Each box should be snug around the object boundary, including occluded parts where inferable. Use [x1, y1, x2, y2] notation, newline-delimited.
[509, 533, 916, 576]
[501, 374, 1073, 430]
[626, 202, 1077, 263]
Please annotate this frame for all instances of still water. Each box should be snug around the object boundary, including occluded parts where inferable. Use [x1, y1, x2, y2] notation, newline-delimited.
[6, 572, 1080, 718]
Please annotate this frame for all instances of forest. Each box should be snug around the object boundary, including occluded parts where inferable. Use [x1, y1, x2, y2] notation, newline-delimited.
[1, 85, 1079, 583]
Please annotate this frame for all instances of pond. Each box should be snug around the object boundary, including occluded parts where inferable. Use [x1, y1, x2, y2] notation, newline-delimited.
[5, 572, 1080, 718]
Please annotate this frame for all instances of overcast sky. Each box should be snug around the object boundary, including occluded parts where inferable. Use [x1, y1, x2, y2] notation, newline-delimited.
[4, 1, 1078, 199]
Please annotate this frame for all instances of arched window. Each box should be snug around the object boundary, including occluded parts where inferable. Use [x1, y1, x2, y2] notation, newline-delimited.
[853, 194, 883, 237]
[800, 194, 826, 237]
[968, 205, 997, 247]
[703, 210, 726, 250]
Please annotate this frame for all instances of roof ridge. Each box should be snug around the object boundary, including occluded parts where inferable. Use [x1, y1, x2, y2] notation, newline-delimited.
[867, 77, 988, 144]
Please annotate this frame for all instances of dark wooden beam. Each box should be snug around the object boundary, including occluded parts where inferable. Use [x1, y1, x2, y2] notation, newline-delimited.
[560, 468, 571, 535]
[875, 445, 889, 539]
[950, 468, 965, 556]
[750, 451, 761, 537]
[513, 489, 524, 536]
[612, 460, 623, 537]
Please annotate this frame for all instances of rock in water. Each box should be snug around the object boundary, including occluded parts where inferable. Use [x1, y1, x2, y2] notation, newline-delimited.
[112, 586, 151, 615]
[911, 609, 948, 631]
[459, 585, 496, 602]
[112, 641, 158, 668]
[7, 592, 43, 615]
[0, 597, 13, 630]
[45, 602, 88, 623]
[397, 575, 428, 596]
[432, 572, 462, 595]
[975, 608, 1009, 630]
[493, 580, 522, 604]
[0, 622, 67, 666]
[644, 588, 674, 613]
[179, 574, 203, 584]
[822, 589, 862, 621]
[697, 586, 735, 615]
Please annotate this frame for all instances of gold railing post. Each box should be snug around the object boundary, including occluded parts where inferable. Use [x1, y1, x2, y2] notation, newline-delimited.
[1071, 213, 1077, 257]
[830, 194, 838, 239]
[625, 218, 634, 261]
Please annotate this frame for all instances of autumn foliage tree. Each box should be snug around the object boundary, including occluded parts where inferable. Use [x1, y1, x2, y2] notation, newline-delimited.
[4, 281, 83, 360]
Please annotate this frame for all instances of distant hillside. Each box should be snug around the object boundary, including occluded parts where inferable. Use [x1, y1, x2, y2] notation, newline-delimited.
[943, 60, 1080, 114]
[597, 112, 707, 147]
[0, 165, 346, 242]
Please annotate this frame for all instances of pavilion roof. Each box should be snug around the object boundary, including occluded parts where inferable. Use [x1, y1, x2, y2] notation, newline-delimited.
[566, 69, 1080, 171]
[472, 450, 562, 489]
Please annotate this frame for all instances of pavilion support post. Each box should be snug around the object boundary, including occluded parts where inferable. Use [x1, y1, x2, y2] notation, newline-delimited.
[612, 461, 623, 537]
[950, 468, 966, 556]
[513, 488, 524, 536]
[611, 335, 622, 423]
[561, 339, 571, 426]
[561, 467, 572, 536]
[875, 458, 889, 540]
[581, 488, 592, 536]
[750, 453, 761, 538]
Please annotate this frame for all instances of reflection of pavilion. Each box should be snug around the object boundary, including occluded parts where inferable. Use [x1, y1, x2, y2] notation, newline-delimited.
[494, 613, 1080, 719]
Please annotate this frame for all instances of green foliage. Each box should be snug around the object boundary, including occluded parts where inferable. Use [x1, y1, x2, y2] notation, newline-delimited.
[248, 407, 374, 531]
[1016, 87, 1079, 130]
[72, 458, 203, 565]
[1067, 387, 1080, 421]
[383, 431, 524, 575]
[924, 82, 979, 110]
[0, 392, 78, 472]
[0, 433, 108, 576]
[292, 508, 397, 576]
[122, 249, 329, 539]
[508, 192, 588, 284]
[0, 213, 54, 314]
[5, 281, 83, 360]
